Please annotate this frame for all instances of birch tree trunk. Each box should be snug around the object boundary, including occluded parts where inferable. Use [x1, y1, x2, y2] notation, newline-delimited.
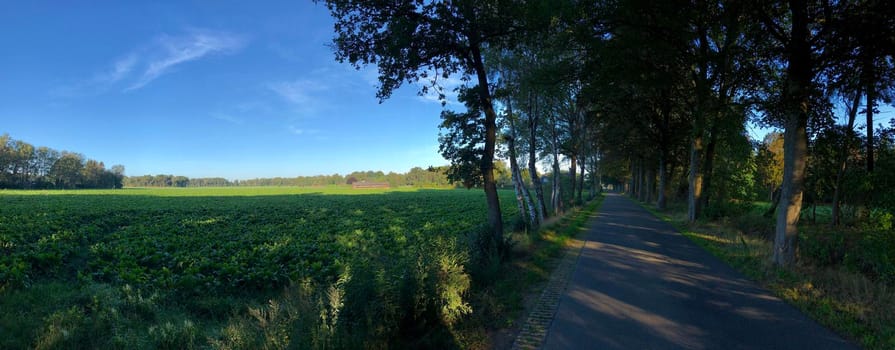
[577, 155, 586, 203]
[510, 163, 526, 223]
[507, 96, 538, 228]
[528, 93, 547, 222]
[569, 154, 578, 205]
[552, 154, 563, 215]
[550, 113, 563, 215]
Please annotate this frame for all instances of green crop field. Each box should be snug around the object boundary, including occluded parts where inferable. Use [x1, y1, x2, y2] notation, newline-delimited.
[0, 187, 520, 348]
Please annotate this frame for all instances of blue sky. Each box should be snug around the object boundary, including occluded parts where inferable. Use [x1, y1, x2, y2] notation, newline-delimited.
[0, 1, 457, 179]
[2, 2, 892, 180]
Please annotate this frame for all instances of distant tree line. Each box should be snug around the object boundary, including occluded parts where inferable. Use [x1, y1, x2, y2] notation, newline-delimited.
[0, 133, 124, 189]
[123, 162, 525, 189]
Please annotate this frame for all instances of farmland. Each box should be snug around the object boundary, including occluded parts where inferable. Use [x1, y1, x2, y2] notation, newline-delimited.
[0, 187, 521, 348]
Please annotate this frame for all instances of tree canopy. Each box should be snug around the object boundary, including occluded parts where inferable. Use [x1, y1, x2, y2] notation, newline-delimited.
[317, 0, 895, 269]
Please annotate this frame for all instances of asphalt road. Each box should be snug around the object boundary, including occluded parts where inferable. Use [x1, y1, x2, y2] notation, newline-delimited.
[542, 194, 855, 349]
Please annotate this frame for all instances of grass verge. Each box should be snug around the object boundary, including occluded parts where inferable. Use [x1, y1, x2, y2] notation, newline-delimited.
[635, 199, 895, 349]
[453, 195, 604, 349]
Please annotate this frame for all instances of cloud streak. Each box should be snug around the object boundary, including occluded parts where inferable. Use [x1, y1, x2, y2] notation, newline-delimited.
[269, 79, 328, 105]
[99, 55, 138, 84]
[58, 29, 247, 95]
[210, 113, 244, 125]
[126, 31, 246, 91]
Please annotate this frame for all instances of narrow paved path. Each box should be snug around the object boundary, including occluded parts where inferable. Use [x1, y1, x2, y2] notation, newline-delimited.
[542, 194, 854, 349]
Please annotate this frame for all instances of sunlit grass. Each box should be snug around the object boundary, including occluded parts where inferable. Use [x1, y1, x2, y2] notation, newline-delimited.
[453, 196, 603, 350]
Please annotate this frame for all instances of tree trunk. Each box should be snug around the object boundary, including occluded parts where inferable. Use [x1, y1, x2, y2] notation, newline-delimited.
[832, 90, 862, 226]
[510, 160, 526, 224]
[634, 158, 644, 202]
[507, 96, 538, 228]
[640, 160, 647, 202]
[518, 165, 537, 227]
[552, 154, 563, 215]
[775, 116, 808, 266]
[658, 154, 668, 209]
[569, 154, 577, 205]
[642, 165, 649, 203]
[470, 44, 503, 253]
[595, 154, 602, 193]
[688, 135, 704, 222]
[773, 0, 811, 267]
[864, 54, 875, 173]
[590, 153, 599, 197]
[648, 166, 656, 204]
[528, 92, 547, 223]
[551, 116, 563, 215]
[701, 123, 718, 209]
[765, 186, 781, 218]
[578, 155, 586, 203]
[689, 24, 710, 222]
[507, 133, 527, 227]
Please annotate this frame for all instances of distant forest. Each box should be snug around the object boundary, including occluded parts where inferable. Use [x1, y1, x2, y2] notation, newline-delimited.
[2, 132, 551, 190]
[0, 133, 124, 189]
[123, 160, 529, 189]
[126, 166, 477, 188]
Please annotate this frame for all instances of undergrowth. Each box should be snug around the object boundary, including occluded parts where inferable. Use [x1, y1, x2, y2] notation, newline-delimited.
[453, 195, 603, 349]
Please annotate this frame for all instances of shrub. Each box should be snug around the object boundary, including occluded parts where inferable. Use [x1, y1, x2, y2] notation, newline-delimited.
[865, 209, 894, 231]
[731, 211, 774, 239]
[846, 230, 895, 283]
[704, 200, 755, 220]
[800, 220, 895, 284]
[464, 225, 505, 285]
[800, 227, 852, 267]
[34, 306, 86, 350]
[214, 233, 473, 349]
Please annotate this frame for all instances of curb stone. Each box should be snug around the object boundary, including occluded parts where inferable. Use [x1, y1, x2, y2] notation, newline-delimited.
[510, 231, 588, 350]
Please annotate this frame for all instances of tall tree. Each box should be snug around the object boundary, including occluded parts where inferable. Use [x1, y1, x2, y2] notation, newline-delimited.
[50, 152, 85, 189]
[686, 0, 756, 221]
[319, 0, 530, 253]
[753, 0, 838, 266]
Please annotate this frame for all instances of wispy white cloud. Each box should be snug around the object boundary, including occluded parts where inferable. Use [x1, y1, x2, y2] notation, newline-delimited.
[210, 113, 244, 125]
[287, 125, 321, 137]
[269, 79, 328, 106]
[267, 62, 378, 136]
[56, 29, 247, 96]
[99, 54, 138, 84]
[267, 62, 379, 116]
[126, 31, 247, 91]
[50, 54, 139, 97]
